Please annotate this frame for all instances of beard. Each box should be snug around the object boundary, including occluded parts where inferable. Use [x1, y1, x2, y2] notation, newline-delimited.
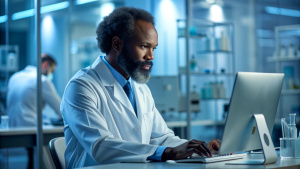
[117, 47, 153, 84]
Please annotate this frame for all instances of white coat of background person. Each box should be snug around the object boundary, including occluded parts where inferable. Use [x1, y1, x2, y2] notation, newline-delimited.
[6, 53, 62, 127]
[61, 7, 220, 169]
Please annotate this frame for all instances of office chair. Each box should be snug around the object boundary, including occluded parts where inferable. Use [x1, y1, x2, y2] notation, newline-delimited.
[49, 137, 66, 169]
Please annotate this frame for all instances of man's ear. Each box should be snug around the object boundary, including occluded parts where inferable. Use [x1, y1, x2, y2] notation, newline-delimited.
[112, 36, 123, 52]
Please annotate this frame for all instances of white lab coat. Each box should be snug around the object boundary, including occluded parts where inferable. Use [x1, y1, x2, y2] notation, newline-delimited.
[6, 66, 61, 127]
[61, 56, 187, 169]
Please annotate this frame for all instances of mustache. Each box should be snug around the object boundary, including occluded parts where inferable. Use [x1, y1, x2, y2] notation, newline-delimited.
[137, 61, 153, 67]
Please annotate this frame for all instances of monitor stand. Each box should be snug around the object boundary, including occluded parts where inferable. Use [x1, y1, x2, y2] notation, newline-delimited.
[227, 114, 278, 165]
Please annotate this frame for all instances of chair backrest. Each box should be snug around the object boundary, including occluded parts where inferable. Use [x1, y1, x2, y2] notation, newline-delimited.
[49, 137, 66, 169]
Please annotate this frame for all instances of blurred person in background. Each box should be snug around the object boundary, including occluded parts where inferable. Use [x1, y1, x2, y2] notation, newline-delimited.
[6, 53, 62, 169]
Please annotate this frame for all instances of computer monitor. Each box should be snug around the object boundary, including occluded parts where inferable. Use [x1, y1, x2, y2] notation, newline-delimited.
[219, 72, 284, 164]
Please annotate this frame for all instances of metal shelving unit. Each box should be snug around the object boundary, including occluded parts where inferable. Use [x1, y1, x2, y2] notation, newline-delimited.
[176, 18, 235, 139]
[266, 25, 300, 124]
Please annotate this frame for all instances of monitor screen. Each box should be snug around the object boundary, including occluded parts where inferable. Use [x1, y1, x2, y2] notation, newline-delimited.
[219, 72, 284, 155]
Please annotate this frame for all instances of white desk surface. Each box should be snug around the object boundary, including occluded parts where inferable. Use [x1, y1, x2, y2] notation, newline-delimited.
[0, 125, 64, 148]
[0, 125, 64, 135]
[77, 153, 300, 169]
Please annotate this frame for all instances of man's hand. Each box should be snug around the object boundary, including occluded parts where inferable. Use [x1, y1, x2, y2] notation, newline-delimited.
[161, 139, 213, 161]
[207, 139, 221, 154]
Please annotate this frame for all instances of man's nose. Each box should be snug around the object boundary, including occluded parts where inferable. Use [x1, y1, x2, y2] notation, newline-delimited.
[145, 49, 154, 60]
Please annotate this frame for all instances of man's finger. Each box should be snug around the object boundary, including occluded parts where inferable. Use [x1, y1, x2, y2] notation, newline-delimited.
[187, 144, 204, 148]
[190, 140, 205, 144]
[201, 142, 212, 157]
[193, 148, 205, 157]
[194, 143, 212, 157]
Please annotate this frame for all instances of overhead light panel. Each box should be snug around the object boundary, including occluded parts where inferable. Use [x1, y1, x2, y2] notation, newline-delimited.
[12, 1, 69, 20]
[265, 6, 300, 17]
[206, 0, 216, 4]
[76, 0, 98, 5]
[0, 15, 7, 23]
[41, 1, 69, 13]
[12, 9, 34, 20]
[100, 2, 115, 17]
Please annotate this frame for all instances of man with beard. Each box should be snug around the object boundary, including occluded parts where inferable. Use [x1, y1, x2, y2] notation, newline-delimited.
[61, 7, 220, 169]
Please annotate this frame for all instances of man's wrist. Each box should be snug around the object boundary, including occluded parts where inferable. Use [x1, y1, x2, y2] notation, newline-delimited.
[161, 147, 172, 161]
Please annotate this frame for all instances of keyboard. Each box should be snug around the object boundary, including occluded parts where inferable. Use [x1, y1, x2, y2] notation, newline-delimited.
[176, 153, 247, 163]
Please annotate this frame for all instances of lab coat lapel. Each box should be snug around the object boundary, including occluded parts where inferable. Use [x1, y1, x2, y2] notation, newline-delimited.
[133, 82, 146, 123]
[93, 57, 137, 117]
[112, 80, 136, 115]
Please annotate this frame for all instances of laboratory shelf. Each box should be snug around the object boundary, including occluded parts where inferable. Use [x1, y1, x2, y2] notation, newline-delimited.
[176, 19, 235, 139]
[189, 72, 235, 76]
[166, 120, 225, 128]
[178, 68, 234, 76]
[281, 89, 300, 95]
[196, 50, 232, 54]
[178, 35, 206, 39]
[201, 98, 230, 101]
[267, 57, 300, 62]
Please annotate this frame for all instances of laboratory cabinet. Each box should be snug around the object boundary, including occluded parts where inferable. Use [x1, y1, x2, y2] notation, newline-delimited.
[266, 25, 300, 124]
[176, 19, 235, 138]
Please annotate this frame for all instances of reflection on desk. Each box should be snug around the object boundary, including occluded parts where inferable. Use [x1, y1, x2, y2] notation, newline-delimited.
[0, 125, 64, 148]
[76, 153, 300, 169]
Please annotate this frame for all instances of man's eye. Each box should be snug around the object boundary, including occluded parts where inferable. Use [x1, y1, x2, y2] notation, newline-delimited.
[141, 45, 146, 49]
[153, 47, 157, 51]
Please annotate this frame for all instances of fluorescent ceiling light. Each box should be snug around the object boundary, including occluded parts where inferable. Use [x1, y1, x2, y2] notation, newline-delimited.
[76, 0, 98, 5]
[12, 9, 34, 20]
[41, 1, 69, 13]
[12, 1, 69, 20]
[265, 6, 300, 17]
[209, 4, 224, 22]
[100, 2, 115, 17]
[206, 0, 216, 4]
[0, 15, 7, 23]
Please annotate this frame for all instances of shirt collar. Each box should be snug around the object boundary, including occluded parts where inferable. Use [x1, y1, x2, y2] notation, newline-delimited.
[101, 56, 133, 88]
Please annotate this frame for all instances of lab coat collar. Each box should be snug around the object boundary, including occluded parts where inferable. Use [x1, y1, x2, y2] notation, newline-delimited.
[92, 56, 141, 120]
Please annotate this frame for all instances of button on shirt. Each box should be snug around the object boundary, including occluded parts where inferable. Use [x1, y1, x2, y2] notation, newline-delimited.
[102, 56, 166, 161]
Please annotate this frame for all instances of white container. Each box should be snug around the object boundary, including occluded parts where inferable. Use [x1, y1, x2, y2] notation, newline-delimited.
[0, 115, 9, 129]
[218, 81, 226, 99]
[288, 44, 295, 58]
[280, 45, 287, 58]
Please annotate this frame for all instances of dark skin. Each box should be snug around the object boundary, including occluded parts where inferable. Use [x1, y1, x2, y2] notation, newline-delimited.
[105, 19, 221, 160]
[106, 20, 156, 80]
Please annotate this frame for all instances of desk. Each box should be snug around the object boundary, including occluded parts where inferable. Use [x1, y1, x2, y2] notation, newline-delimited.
[0, 125, 64, 148]
[77, 153, 300, 169]
[0, 125, 64, 169]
